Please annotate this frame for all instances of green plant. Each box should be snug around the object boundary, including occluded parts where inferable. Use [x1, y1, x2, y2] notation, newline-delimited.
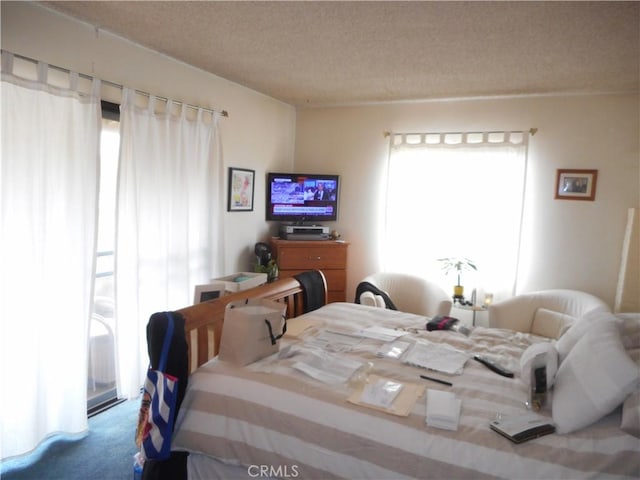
[437, 257, 477, 286]
[254, 259, 279, 282]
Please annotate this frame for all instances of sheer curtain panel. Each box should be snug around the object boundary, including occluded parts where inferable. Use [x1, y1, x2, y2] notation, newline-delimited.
[1, 53, 101, 459]
[115, 89, 224, 399]
[384, 131, 529, 301]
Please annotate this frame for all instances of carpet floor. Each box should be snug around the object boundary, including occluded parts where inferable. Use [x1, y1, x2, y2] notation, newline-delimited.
[2, 399, 140, 480]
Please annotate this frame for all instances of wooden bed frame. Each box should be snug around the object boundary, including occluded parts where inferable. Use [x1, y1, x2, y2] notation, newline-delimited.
[176, 271, 327, 372]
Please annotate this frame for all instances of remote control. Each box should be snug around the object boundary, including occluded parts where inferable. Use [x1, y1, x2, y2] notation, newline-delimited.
[473, 355, 514, 378]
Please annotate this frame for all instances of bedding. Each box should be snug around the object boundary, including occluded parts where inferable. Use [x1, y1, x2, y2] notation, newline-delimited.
[172, 302, 639, 479]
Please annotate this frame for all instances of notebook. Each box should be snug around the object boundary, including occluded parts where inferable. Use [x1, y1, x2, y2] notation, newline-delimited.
[490, 413, 555, 443]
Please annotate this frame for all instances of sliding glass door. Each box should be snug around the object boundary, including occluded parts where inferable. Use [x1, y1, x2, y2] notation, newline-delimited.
[87, 105, 120, 414]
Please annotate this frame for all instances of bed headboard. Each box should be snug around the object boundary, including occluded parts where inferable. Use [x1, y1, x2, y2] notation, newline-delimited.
[176, 270, 327, 372]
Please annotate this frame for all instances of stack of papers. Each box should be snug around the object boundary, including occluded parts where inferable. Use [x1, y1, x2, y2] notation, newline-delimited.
[426, 389, 462, 431]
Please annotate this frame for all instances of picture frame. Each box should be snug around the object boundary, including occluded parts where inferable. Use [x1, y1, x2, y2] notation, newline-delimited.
[193, 282, 226, 304]
[227, 167, 255, 212]
[554, 169, 598, 201]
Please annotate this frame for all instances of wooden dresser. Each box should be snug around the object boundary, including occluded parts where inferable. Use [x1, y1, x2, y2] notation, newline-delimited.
[270, 238, 349, 303]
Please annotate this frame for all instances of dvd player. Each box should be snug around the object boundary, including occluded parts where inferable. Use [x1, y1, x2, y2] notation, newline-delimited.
[279, 224, 330, 240]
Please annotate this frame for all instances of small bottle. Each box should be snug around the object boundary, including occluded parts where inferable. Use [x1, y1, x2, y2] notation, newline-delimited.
[528, 353, 548, 411]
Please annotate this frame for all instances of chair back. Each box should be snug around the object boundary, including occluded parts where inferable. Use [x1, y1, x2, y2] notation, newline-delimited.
[488, 289, 611, 337]
[361, 272, 452, 318]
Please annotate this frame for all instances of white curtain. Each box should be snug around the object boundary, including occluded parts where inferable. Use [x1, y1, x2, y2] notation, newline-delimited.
[384, 132, 529, 301]
[115, 88, 224, 399]
[0, 54, 101, 459]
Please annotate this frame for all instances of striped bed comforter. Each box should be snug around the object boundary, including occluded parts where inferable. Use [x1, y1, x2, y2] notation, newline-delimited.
[172, 302, 639, 479]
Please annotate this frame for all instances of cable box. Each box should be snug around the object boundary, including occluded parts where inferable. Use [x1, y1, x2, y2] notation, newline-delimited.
[279, 224, 330, 240]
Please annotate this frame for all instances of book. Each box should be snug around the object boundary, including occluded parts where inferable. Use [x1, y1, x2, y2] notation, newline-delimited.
[490, 413, 555, 444]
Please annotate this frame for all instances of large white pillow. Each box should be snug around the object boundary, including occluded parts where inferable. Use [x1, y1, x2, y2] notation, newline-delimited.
[552, 321, 639, 434]
[621, 348, 640, 438]
[616, 313, 640, 350]
[555, 308, 620, 363]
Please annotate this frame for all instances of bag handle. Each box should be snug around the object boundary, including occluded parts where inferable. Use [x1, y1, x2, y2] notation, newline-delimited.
[158, 312, 174, 372]
[264, 315, 287, 346]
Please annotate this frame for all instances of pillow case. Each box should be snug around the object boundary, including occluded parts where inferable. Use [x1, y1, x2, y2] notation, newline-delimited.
[531, 308, 574, 339]
[621, 348, 640, 438]
[519, 342, 558, 387]
[555, 307, 620, 363]
[616, 313, 640, 350]
[552, 321, 638, 434]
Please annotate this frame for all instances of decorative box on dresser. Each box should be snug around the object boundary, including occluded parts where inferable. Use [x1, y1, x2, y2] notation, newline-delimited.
[270, 238, 349, 303]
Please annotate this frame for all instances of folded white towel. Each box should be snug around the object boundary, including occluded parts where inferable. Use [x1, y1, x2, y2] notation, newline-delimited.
[426, 389, 462, 431]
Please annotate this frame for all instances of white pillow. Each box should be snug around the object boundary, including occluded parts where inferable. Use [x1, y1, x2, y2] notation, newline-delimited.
[616, 313, 640, 350]
[621, 348, 640, 438]
[531, 308, 575, 339]
[555, 308, 620, 363]
[519, 342, 558, 387]
[552, 321, 639, 434]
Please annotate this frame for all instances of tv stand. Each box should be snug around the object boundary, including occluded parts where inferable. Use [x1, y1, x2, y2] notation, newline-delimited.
[279, 223, 330, 240]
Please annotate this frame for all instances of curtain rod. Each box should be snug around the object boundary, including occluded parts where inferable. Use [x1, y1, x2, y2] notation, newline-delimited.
[4, 50, 229, 118]
[383, 128, 537, 138]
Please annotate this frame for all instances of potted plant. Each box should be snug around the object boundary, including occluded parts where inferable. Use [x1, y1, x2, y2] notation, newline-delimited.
[437, 257, 477, 302]
[254, 258, 279, 283]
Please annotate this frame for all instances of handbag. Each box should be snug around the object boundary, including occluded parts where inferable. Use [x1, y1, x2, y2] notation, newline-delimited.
[135, 312, 179, 461]
[218, 298, 287, 366]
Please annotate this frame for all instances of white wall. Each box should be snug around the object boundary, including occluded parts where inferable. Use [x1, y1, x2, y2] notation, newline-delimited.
[295, 94, 640, 307]
[5, 3, 638, 309]
[1, 2, 296, 275]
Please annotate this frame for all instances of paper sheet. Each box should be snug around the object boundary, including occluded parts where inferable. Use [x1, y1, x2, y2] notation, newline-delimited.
[357, 326, 409, 342]
[304, 329, 363, 352]
[292, 350, 363, 384]
[376, 340, 411, 359]
[403, 340, 470, 375]
[348, 375, 425, 417]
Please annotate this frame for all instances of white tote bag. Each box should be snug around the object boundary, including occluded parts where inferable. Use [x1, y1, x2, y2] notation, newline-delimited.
[219, 299, 287, 366]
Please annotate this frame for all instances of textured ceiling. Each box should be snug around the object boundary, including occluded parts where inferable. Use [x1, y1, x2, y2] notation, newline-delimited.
[42, 1, 640, 107]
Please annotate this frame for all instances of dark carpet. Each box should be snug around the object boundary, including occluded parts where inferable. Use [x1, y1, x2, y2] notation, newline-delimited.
[2, 399, 140, 480]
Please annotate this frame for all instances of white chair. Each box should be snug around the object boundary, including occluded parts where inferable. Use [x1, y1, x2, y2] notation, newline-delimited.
[357, 272, 452, 318]
[488, 289, 611, 338]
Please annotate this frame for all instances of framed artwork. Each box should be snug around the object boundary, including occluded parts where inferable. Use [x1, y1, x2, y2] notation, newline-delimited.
[227, 167, 255, 211]
[554, 169, 598, 201]
[193, 282, 225, 304]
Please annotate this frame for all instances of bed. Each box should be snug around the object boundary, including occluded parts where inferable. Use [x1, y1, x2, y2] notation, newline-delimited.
[148, 272, 640, 479]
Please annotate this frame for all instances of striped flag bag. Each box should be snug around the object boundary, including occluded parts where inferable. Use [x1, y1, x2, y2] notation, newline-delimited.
[135, 312, 179, 460]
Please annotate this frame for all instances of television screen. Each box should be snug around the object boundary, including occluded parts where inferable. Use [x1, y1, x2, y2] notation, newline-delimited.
[266, 172, 340, 222]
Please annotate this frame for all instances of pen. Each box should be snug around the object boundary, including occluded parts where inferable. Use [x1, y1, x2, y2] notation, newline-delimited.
[420, 375, 453, 387]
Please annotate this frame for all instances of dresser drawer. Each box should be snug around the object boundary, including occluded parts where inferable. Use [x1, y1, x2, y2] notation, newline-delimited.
[276, 244, 347, 270]
[270, 238, 349, 304]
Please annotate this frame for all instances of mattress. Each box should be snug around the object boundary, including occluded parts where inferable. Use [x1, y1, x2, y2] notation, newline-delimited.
[172, 302, 639, 479]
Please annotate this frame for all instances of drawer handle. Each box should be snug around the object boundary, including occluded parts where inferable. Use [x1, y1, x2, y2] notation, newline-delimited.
[308, 256, 322, 260]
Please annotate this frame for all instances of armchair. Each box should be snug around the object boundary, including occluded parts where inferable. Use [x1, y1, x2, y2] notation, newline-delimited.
[356, 272, 452, 318]
[488, 289, 611, 338]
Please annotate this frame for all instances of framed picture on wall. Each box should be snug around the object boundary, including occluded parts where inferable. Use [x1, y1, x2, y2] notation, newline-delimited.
[227, 167, 255, 211]
[555, 169, 598, 201]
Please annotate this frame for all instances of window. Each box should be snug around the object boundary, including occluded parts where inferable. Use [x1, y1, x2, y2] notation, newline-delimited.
[87, 101, 120, 413]
[383, 132, 528, 302]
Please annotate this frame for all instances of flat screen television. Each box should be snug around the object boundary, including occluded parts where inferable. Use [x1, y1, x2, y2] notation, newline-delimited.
[266, 172, 340, 223]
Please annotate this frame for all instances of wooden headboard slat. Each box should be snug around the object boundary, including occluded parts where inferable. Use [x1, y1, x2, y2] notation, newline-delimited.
[175, 272, 326, 372]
